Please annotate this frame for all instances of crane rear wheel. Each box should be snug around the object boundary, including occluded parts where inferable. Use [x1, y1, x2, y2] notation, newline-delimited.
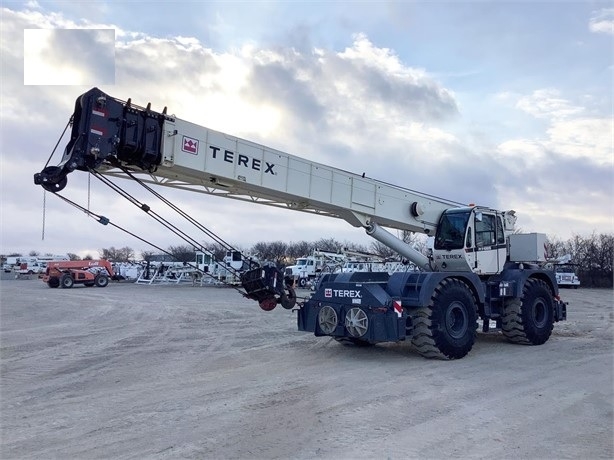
[502, 278, 554, 345]
[411, 278, 477, 360]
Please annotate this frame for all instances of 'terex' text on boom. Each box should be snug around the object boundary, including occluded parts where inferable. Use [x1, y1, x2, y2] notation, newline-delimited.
[209, 146, 276, 175]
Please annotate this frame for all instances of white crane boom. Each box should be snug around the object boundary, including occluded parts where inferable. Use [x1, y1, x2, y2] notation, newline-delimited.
[36, 88, 463, 268]
[102, 109, 461, 234]
[46, 88, 461, 234]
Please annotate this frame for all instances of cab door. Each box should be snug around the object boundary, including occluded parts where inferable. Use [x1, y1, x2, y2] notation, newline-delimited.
[464, 222, 477, 272]
[474, 212, 506, 274]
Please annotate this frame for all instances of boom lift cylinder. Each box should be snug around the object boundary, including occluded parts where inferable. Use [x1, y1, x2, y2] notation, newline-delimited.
[365, 221, 431, 271]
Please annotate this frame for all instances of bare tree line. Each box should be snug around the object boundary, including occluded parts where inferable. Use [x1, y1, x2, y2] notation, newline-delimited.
[5, 232, 611, 287]
[546, 232, 613, 288]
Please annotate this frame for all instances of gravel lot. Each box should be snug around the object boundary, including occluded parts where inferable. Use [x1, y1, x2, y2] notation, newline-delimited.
[1, 278, 612, 459]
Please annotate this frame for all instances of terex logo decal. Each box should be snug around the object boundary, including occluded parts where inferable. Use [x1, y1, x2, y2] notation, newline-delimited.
[324, 289, 362, 299]
[182, 136, 199, 154]
[435, 254, 463, 260]
[209, 146, 276, 175]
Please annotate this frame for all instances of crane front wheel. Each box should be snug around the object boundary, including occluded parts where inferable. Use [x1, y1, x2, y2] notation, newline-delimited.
[411, 278, 477, 360]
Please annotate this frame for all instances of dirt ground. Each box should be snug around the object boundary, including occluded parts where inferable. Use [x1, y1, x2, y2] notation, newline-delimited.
[1, 278, 612, 459]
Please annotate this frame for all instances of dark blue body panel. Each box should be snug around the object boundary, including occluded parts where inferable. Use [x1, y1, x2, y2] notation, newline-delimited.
[296, 266, 564, 344]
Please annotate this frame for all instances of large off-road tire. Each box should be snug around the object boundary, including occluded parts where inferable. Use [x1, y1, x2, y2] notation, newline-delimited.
[94, 274, 109, 288]
[411, 278, 477, 360]
[47, 277, 60, 288]
[60, 274, 74, 289]
[502, 278, 554, 345]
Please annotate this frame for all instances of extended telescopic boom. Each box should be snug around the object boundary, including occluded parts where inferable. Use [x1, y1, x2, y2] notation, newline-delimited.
[34, 87, 461, 268]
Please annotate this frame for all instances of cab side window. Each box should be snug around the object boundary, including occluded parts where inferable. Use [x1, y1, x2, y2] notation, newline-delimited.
[496, 216, 505, 244]
[476, 214, 496, 247]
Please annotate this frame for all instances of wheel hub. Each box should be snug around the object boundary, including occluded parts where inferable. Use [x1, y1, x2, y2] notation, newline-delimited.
[318, 306, 338, 335]
[345, 308, 368, 338]
[446, 301, 468, 339]
[532, 299, 547, 327]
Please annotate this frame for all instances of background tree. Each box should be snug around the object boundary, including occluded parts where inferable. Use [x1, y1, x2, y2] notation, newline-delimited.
[29, 250, 40, 257]
[167, 245, 196, 263]
[402, 231, 429, 253]
[286, 241, 312, 262]
[369, 240, 396, 260]
[206, 242, 231, 262]
[252, 241, 288, 267]
[545, 235, 566, 260]
[551, 232, 614, 288]
[597, 233, 613, 282]
[99, 246, 135, 262]
[313, 237, 343, 253]
[141, 250, 155, 262]
[342, 241, 369, 253]
[66, 253, 81, 261]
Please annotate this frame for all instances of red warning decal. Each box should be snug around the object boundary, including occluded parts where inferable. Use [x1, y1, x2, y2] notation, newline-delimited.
[393, 300, 402, 317]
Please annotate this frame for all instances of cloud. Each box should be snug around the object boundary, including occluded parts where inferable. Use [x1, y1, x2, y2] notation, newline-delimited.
[24, 28, 115, 85]
[494, 86, 613, 235]
[545, 118, 611, 165]
[495, 153, 613, 237]
[505, 89, 611, 166]
[589, 8, 614, 35]
[328, 33, 459, 122]
[515, 88, 584, 120]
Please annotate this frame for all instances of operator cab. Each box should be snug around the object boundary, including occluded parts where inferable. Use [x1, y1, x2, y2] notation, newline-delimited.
[433, 206, 512, 275]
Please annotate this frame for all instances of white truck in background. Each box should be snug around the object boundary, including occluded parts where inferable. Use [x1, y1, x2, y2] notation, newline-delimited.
[554, 264, 581, 288]
[284, 251, 347, 287]
[3, 255, 69, 274]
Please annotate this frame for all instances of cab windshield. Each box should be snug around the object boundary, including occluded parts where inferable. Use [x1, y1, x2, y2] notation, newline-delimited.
[435, 210, 471, 250]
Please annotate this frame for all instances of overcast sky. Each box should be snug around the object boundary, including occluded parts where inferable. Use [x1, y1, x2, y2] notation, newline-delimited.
[1, 1, 612, 259]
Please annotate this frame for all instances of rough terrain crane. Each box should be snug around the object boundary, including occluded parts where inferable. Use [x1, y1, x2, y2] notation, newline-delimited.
[34, 88, 566, 359]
